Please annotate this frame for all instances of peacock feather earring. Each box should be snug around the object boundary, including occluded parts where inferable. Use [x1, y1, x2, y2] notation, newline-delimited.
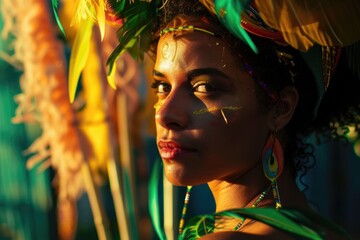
[261, 133, 284, 208]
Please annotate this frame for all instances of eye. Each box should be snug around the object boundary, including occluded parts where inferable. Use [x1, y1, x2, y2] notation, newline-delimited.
[193, 81, 217, 93]
[151, 80, 171, 94]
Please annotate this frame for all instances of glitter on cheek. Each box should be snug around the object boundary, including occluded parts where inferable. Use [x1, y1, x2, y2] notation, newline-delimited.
[154, 100, 165, 111]
[193, 106, 242, 114]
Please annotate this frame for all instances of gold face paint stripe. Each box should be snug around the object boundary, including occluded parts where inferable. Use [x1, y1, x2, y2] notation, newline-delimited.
[193, 106, 242, 115]
[220, 109, 228, 124]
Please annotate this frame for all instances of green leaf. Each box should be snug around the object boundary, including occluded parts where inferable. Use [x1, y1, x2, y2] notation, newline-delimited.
[229, 208, 323, 239]
[107, 0, 126, 13]
[148, 159, 166, 240]
[107, 23, 150, 74]
[107, 37, 137, 81]
[105, 0, 159, 72]
[180, 207, 351, 240]
[181, 215, 215, 240]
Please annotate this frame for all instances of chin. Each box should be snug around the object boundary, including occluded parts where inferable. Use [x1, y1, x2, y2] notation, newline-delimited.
[164, 170, 208, 187]
[163, 160, 212, 186]
[164, 172, 188, 186]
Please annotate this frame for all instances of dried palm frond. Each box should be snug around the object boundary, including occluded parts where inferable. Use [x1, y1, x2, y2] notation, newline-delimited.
[3, 0, 84, 202]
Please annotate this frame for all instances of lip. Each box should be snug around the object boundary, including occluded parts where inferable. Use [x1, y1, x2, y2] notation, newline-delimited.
[158, 140, 196, 160]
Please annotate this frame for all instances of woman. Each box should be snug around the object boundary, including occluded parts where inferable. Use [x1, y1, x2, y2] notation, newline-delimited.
[153, 24, 305, 238]
[105, 0, 360, 239]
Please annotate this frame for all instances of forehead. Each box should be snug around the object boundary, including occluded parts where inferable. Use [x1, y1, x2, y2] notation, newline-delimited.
[154, 31, 244, 75]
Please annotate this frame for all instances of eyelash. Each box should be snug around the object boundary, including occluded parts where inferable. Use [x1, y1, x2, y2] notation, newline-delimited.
[192, 81, 217, 93]
[151, 80, 171, 94]
[151, 80, 218, 95]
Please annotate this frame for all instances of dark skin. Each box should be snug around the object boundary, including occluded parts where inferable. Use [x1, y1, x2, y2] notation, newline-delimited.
[152, 16, 341, 239]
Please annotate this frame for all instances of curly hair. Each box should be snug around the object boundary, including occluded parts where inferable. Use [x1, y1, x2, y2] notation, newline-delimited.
[149, 0, 360, 184]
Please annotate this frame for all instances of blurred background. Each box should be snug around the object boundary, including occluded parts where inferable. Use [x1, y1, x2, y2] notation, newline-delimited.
[1, 0, 360, 239]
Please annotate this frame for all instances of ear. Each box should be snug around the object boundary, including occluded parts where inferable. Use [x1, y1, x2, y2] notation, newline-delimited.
[269, 86, 299, 131]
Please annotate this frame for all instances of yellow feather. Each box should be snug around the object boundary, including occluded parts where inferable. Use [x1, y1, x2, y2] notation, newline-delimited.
[68, 17, 94, 102]
[71, 0, 96, 26]
[107, 62, 117, 89]
[79, 41, 111, 180]
[96, 0, 106, 41]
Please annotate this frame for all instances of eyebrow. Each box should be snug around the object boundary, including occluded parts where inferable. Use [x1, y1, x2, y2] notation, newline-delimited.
[152, 67, 230, 80]
[152, 70, 165, 77]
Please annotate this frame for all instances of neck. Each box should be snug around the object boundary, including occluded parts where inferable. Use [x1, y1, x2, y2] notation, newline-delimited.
[208, 161, 269, 212]
[208, 163, 310, 212]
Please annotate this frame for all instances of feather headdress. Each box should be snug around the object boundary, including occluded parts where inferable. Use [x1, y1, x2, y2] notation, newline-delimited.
[93, 0, 360, 53]
[63, 0, 360, 90]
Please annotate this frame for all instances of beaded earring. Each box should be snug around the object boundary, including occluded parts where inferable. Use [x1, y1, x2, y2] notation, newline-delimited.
[261, 133, 284, 208]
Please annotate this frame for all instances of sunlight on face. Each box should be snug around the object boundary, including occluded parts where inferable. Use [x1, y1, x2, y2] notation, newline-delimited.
[152, 28, 270, 186]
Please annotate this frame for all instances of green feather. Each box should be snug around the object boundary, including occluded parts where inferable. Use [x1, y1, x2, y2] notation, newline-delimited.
[214, 0, 257, 53]
[148, 159, 166, 240]
[107, 0, 126, 13]
[180, 207, 351, 240]
[106, 0, 162, 74]
[51, 0, 66, 36]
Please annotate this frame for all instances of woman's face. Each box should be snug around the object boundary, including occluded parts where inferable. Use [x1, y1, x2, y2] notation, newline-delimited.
[153, 29, 271, 186]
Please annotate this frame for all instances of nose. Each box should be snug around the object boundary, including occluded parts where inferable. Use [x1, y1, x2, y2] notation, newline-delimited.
[155, 90, 191, 130]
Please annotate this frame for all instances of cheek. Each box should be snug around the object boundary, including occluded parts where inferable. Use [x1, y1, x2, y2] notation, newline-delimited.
[232, 108, 268, 156]
[210, 106, 268, 159]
